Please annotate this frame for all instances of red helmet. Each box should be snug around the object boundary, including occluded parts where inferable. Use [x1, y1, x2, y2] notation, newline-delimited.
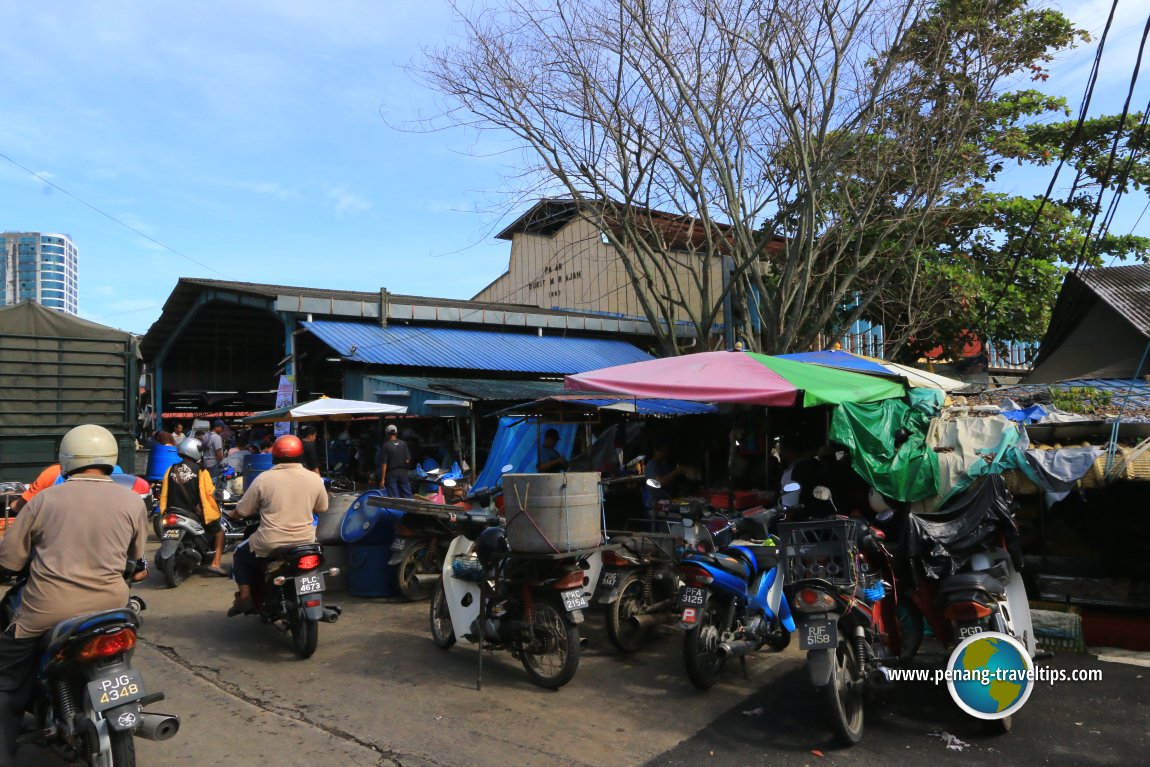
[271, 434, 304, 463]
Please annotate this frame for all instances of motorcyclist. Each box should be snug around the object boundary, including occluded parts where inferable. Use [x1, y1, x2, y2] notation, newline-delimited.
[160, 437, 227, 576]
[6, 463, 62, 514]
[225, 434, 328, 617]
[0, 424, 149, 763]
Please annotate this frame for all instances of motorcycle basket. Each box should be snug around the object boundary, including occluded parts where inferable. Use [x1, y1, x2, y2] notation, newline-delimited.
[778, 519, 859, 586]
[451, 555, 486, 583]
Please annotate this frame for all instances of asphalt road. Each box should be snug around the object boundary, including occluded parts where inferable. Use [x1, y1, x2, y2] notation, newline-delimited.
[13, 548, 1149, 767]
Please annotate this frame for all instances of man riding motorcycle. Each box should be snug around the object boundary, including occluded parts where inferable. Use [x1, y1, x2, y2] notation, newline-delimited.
[160, 436, 227, 576]
[0, 424, 150, 763]
[226, 434, 328, 617]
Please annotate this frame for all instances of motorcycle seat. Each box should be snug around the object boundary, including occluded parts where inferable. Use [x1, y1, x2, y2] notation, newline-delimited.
[44, 609, 138, 658]
[708, 552, 750, 579]
[727, 544, 778, 574]
[940, 571, 1006, 597]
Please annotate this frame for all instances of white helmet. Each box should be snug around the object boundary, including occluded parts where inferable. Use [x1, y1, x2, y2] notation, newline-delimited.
[59, 424, 119, 476]
[177, 437, 203, 462]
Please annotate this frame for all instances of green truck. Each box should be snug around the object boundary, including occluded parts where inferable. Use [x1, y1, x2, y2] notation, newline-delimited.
[0, 301, 140, 481]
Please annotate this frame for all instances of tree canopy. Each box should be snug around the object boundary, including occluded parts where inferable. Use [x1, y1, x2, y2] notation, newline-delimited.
[416, 0, 1150, 358]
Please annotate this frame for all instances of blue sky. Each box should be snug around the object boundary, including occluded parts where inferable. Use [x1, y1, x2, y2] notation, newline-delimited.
[1, 0, 1147, 334]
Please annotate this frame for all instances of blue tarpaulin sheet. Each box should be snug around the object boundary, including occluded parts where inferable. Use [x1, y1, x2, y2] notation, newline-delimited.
[473, 417, 580, 489]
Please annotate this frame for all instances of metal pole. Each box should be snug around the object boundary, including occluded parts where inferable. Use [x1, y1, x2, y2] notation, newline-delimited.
[469, 405, 477, 484]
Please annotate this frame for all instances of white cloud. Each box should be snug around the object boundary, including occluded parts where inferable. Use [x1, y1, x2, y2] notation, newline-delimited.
[325, 186, 372, 218]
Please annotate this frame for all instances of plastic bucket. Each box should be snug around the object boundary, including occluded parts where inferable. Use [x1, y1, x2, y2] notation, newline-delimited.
[503, 472, 602, 554]
[243, 453, 274, 486]
[145, 445, 181, 482]
[347, 543, 396, 597]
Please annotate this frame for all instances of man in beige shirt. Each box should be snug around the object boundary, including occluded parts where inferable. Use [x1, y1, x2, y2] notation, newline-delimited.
[227, 434, 328, 616]
[0, 424, 148, 763]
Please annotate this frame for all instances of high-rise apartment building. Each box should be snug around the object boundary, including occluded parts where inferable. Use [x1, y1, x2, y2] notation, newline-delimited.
[0, 231, 79, 314]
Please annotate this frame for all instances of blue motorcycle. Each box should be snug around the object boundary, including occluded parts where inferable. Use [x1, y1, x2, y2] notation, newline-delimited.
[671, 488, 795, 689]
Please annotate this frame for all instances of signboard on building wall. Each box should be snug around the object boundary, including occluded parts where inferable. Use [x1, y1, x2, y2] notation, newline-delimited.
[274, 375, 294, 437]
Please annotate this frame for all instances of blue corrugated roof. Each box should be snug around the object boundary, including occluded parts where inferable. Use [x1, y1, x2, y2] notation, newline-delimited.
[565, 397, 717, 416]
[304, 320, 654, 374]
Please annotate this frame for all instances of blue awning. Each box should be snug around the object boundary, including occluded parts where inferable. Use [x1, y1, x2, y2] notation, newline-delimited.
[776, 350, 897, 376]
[494, 394, 717, 417]
[304, 320, 654, 375]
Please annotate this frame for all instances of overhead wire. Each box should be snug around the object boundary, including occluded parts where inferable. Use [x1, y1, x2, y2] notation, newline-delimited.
[0, 150, 230, 279]
[980, 0, 1122, 324]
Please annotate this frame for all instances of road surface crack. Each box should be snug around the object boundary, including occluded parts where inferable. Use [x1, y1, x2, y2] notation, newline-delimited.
[143, 638, 444, 767]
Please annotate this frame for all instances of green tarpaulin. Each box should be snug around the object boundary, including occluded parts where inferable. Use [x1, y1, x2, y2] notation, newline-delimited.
[830, 390, 942, 503]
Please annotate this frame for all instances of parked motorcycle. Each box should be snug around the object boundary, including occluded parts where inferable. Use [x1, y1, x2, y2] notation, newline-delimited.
[673, 484, 795, 689]
[234, 536, 343, 659]
[429, 509, 592, 689]
[780, 483, 924, 745]
[596, 497, 704, 653]
[906, 474, 1035, 733]
[1, 563, 180, 766]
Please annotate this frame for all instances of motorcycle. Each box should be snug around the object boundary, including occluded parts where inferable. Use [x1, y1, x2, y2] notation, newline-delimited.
[780, 483, 921, 746]
[153, 505, 257, 589]
[234, 534, 343, 659]
[673, 483, 795, 689]
[389, 467, 506, 602]
[429, 508, 592, 689]
[596, 497, 703, 653]
[906, 474, 1035, 733]
[1, 563, 180, 767]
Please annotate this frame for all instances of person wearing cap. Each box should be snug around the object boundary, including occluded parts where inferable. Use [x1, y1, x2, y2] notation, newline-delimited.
[201, 420, 226, 479]
[378, 424, 413, 498]
[0, 425, 149, 761]
[538, 428, 568, 473]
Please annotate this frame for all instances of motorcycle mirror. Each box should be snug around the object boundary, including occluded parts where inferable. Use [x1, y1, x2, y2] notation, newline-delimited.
[782, 482, 801, 494]
[812, 486, 832, 502]
[646, 478, 662, 490]
[442, 478, 457, 488]
[500, 464, 514, 474]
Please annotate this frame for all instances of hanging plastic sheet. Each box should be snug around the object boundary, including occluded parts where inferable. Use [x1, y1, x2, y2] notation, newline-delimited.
[905, 475, 1021, 580]
[829, 395, 940, 503]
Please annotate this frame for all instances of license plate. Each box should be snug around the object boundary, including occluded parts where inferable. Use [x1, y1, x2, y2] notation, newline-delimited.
[957, 623, 984, 640]
[390, 537, 408, 552]
[88, 669, 146, 712]
[601, 571, 620, 588]
[294, 573, 325, 595]
[798, 613, 837, 650]
[162, 528, 181, 540]
[677, 586, 708, 608]
[561, 588, 589, 612]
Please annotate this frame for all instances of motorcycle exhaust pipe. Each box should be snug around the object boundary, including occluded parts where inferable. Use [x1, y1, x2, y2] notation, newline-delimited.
[413, 573, 442, 586]
[718, 639, 757, 658]
[868, 666, 894, 688]
[628, 613, 665, 629]
[135, 713, 180, 741]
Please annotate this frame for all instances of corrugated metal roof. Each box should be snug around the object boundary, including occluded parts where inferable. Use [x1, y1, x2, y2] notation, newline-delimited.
[304, 320, 654, 374]
[989, 379, 1150, 410]
[1080, 264, 1150, 338]
[373, 376, 566, 402]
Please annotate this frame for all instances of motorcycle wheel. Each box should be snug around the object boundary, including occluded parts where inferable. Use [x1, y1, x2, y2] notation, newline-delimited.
[397, 542, 437, 602]
[896, 598, 925, 662]
[157, 548, 190, 589]
[823, 637, 865, 745]
[605, 571, 654, 654]
[683, 597, 726, 690]
[429, 580, 456, 649]
[765, 622, 792, 652]
[519, 599, 580, 689]
[107, 728, 136, 767]
[291, 616, 319, 659]
[151, 514, 163, 540]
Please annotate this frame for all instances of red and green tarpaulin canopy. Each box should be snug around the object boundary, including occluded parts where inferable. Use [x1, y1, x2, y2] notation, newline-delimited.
[565, 350, 906, 407]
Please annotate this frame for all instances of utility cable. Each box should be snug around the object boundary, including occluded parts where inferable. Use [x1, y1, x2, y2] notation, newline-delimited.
[0, 150, 230, 278]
